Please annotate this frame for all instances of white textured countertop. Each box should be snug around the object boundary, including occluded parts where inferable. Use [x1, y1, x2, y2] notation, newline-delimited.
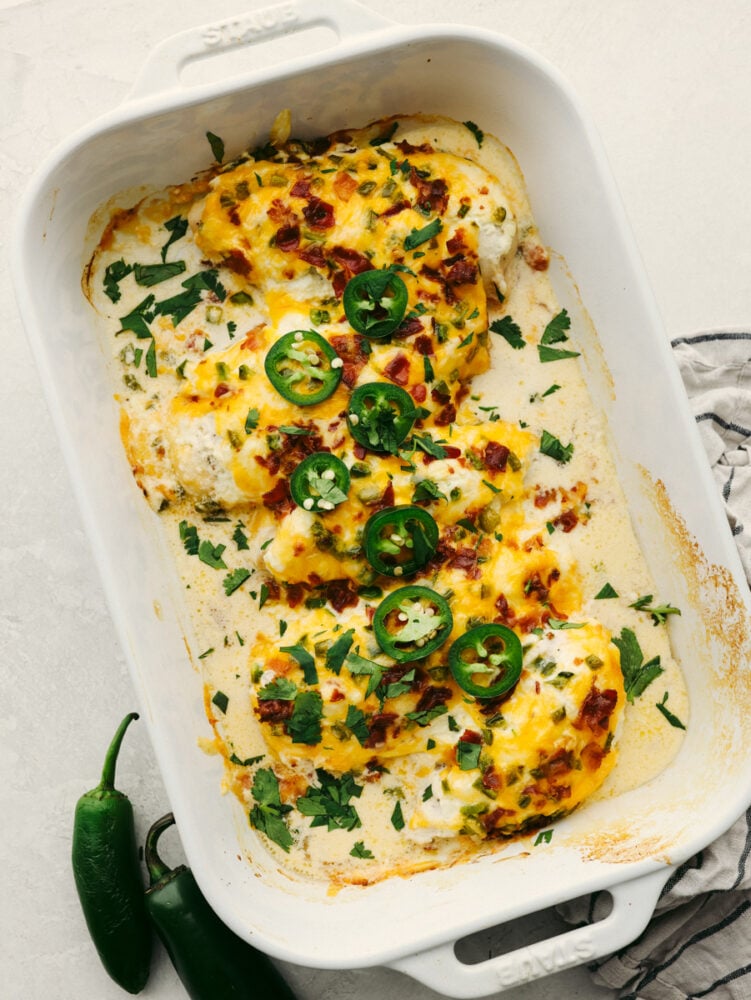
[3, 2, 751, 998]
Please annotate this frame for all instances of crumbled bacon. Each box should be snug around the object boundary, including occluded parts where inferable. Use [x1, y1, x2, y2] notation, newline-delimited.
[395, 139, 434, 155]
[302, 197, 335, 230]
[394, 316, 424, 338]
[330, 333, 369, 388]
[214, 383, 231, 398]
[326, 578, 359, 613]
[267, 198, 296, 225]
[450, 546, 481, 580]
[459, 729, 482, 745]
[380, 199, 411, 218]
[364, 713, 398, 748]
[363, 481, 395, 513]
[410, 169, 448, 214]
[446, 229, 468, 255]
[297, 244, 326, 268]
[275, 225, 300, 251]
[256, 699, 294, 723]
[290, 178, 313, 198]
[285, 583, 305, 608]
[383, 352, 410, 386]
[411, 383, 427, 403]
[446, 259, 478, 285]
[581, 742, 606, 771]
[333, 171, 358, 201]
[414, 335, 434, 356]
[522, 241, 550, 271]
[484, 441, 510, 472]
[261, 478, 294, 516]
[414, 685, 452, 713]
[434, 402, 457, 426]
[574, 686, 618, 732]
[553, 508, 579, 533]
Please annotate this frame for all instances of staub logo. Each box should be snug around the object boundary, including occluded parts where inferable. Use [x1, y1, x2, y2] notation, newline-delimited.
[202, 3, 299, 48]
[493, 932, 595, 988]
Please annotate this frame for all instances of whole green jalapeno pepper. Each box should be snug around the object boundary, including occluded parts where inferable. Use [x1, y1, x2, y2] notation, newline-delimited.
[71, 712, 152, 994]
[144, 812, 297, 1000]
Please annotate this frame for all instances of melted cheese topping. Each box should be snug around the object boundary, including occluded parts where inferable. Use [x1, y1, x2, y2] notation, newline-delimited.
[84, 113, 687, 884]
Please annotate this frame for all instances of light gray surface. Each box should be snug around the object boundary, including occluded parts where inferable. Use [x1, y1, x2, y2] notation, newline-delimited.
[3, 1, 751, 998]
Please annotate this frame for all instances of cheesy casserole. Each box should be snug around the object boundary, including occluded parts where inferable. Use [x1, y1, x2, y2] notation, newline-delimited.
[84, 113, 687, 883]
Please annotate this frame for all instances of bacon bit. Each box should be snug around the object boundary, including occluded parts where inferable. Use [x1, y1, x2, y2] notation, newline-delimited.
[410, 169, 448, 214]
[414, 685, 452, 713]
[267, 198, 296, 225]
[333, 171, 358, 202]
[553, 508, 579, 533]
[214, 383, 231, 398]
[353, 443, 367, 460]
[364, 712, 398, 748]
[228, 207, 241, 227]
[302, 197, 335, 230]
[394, 316, 424, 338]
[574, 686, 618, 732]
[264, 578, 281, 603]
[494, 592, 515, 623]
[289, 177, 312, 198]
[364, 481, 395, 513]
[482, 766, 502, 791]
[414, 335, 434, 356]
[524, 573, 549, 604]
[224, 249, 251, 276]
[481, 806, 516, 832]
[411, 383, 427, 403]
[395, 139, 435, 155]
[380, 199, 411, 218]
[383, 352, 410, 386]
[430, 381, 451, 405]
[256, 699, 294, 723]
[297, 244, 326, 268]
[522, 241, 550, 271]
[450, 546, 481, 580]
[329, 688, 346, 703]
[330, 333, 369, 388]
[239, 323, 265, 350]
[255, 451, 281, 475]
[331, 245, 372, 276]
[261, 478, 294, 516]
[459, 729, 482, 745]
[446, 229, 468, 255]
[534, 487, 558, 509]
[285, 583, 305, 608]
[326, 578, 359, 613]
[548, 783, 572, 801]
[275, 225, 300, 251]
[581, 742, 607, 771]
[446, 259, 478, 285]
[539, 748, 574, 780]
[434, 402, 457, 426]
[484, 441, 510, 472]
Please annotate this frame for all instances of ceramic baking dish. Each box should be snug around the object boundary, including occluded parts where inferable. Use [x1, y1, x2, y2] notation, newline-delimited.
[13, 2, 751, 995]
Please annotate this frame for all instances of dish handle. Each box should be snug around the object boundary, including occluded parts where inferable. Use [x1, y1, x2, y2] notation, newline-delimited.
[127, 0, 393, 101]
[387, 867, 669, 998]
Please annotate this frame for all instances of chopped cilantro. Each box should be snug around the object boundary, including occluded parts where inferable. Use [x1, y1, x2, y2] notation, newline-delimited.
[103, 259, 133, 303]
[629, 594, 682, 626]
[222, 567, 251, 595]
[206, 130, 225, 162]
[534, 829, 553, 846]
[287, 691, 323, 745]
[595, 582, 619, 599]
[296, 769, 363, 831]
[457, 738, 482, 771]
[613, 627, 663, 702]
[258, 677, 297, 701]
[249, 768, 294, 852]
[350, 840, 374, 859]
[404, 218, 442, 251]
[390, 800, 405, 831]
[490, 315, 525, 349]
[197, 539, 227, 570]
[463, 120, 484, 146]
[655, 691, 686, 730]
[133, 261, 186, 286]
[161, 215, 188, 262]
[540, 429, 574, 464]
[233, 522, 249, 550]
[212, 690, 229, 714]
[179, 520, 200, 555]
[281, 644, 318, 685]
[344, 705, 370, 746]
[325, 629, 355, 674]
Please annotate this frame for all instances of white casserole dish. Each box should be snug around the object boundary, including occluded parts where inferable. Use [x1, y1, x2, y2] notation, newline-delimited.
[13, 2, 751, 995]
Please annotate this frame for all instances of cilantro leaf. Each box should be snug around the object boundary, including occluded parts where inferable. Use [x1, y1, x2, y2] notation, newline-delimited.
[249, 768, 294, 852]
[197, 539, 227, 569]
[629, 595, 682, 626]
[287, 691, 323, 745]
[233, 522, 249, 550]
[281, 644, 318, 685]
[222, 567, 251, 595]
[490, 315, 525, 349]
[457, 738, 482, 771]
[540, 429, 574, 464]
[258, 677, 297, 701]
[179, 520, 200, 555]
[325, 629, 355, 674]
[612, 627, 664, 702]
[411, 479, 447, 505]
[404, 218, 442, 251]
[390, 800, 405, 831]
[595, 583, 619, 599]
[410, 432, 448, 460]
[537, 344, 580, 363]
[344, 705, 370, 746]
[463, 120, 484, 146]
[103, 259, 133, 303]
[346, 650, 383, 699]
[161, 215, 188, 262]
[540, 309, 571, 345]
[655, 691, 686, 730]
[350, 840, 375, 859]
[212, 690, 229, 713]
[133, 261, 186, 286]
[296, 769, 363, 832]
[207, 130, 225, 162]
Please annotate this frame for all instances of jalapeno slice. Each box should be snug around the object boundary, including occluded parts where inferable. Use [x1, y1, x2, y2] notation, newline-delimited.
[264, 329, 342, 406]
[343, 269, 409, 339]
[347, 382, 418, 454]
[364, 505, 438, 578]
[290, 452, 350, 513]
[448, 624, 523, 699]
[373, 585, 453, 662]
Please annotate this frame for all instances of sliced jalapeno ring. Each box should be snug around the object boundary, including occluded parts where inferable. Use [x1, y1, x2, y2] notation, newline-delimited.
[373, 585, 453, 662]
[449, 624, 523, 699]
[343, 269, 409, 339]
[264, 329, 342, 406]
[290, 452, 350, 513]
[364, 505, 438, 578]
[347, 382, 418, 454]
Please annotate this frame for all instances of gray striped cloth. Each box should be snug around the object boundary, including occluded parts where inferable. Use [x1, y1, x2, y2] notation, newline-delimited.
[560, 330, 751, 999]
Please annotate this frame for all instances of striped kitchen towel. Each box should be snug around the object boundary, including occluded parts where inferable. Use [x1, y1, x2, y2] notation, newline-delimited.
[560, 330, 751, 999]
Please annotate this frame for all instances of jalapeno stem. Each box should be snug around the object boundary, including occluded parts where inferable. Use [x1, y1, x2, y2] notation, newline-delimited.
[145, 811, 176, 885]
[98, 711, 139, 793]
